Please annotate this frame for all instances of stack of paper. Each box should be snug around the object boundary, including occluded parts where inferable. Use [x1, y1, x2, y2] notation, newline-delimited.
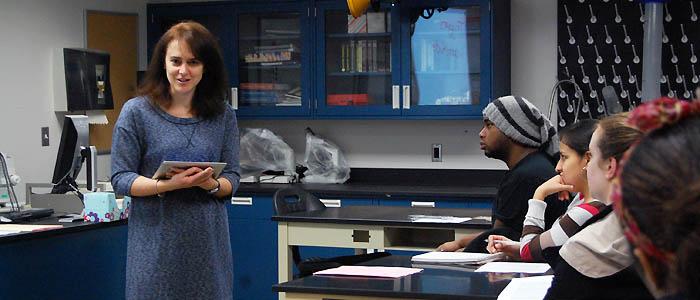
[313, 266, 423, 278]
[497, 275, 554, 300]
[475, 262, 551, 274]
[408, 215, 472, 223]
[411, 251, 505, 265]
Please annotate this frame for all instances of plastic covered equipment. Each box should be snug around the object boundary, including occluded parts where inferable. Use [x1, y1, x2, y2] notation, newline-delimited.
[302, 128, 350, 183]
[239, 128, 295, 178]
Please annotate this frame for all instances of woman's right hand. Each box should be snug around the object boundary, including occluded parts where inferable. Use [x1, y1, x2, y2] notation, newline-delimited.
[486, 235, 521, 259]
[168, 167, 214, 189]
[533, 174, 574, 201]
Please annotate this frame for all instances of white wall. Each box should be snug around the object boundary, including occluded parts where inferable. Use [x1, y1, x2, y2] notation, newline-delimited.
[239, 0, 558, 170]
[0, 0, 557, 203]
[0, 0, 147, 203]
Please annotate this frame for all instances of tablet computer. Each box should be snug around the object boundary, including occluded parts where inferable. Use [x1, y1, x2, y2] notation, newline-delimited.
[153, 161, 227, 179]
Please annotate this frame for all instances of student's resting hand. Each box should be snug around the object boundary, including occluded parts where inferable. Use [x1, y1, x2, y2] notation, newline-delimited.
[168, 167, 214, 189]
[486, 235, 521, 259]
[436, 240, 463, 252]
[533, 174, 574, 201]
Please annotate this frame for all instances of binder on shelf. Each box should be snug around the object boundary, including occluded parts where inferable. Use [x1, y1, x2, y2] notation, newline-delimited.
[327, 93, 369, 106]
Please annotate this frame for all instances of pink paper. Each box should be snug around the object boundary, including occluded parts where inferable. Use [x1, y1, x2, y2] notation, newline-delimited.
[313, 266, 423, 278]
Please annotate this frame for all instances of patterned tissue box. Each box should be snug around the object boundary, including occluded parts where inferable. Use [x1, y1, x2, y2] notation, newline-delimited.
[83, 192, 130, 222]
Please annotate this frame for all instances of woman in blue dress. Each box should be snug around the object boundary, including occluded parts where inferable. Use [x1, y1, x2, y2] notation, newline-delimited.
[111, 21, 240, 299]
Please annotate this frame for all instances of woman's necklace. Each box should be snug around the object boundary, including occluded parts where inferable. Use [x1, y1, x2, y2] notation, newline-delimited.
[173, 123, 198, 148]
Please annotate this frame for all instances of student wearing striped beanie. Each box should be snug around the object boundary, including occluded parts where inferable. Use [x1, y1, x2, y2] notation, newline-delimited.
[438, 95, 568, 253]
[481, 95, 559, 160]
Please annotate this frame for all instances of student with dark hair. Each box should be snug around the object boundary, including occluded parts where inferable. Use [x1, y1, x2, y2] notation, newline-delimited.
[486, 119, 605, 262]
[438, 95, 568, 253]
[111, 21, 240, 299]
[544, 113, 652, 300]
[614, 98, 700, 299]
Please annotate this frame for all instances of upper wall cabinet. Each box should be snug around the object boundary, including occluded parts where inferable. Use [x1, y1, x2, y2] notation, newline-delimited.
[147, 0, 509, 119]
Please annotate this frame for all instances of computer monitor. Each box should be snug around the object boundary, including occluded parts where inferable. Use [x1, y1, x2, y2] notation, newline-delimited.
[51, 115, 97, 196]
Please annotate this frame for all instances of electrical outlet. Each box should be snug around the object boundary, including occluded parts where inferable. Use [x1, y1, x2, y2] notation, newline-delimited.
[432, 143, 442, 162]
[41, 127, 49, 147]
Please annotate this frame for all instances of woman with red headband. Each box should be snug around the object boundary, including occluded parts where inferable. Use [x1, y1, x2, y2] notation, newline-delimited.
[614, 98, 700, 300]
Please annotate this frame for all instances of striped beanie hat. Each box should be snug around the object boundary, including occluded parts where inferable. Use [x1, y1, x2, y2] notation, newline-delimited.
[482, 95, 559, 157]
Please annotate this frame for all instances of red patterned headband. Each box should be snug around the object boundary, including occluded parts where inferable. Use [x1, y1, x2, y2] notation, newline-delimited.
[612, 97, 700, 263]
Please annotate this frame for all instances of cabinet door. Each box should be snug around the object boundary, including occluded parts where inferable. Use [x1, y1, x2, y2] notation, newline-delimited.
[233, 3, 312, 118]
[399, 0, 491, 118]
[147, 3, 235, 81]
[228, 196, 277, 300]
[314, 2, 402, 117]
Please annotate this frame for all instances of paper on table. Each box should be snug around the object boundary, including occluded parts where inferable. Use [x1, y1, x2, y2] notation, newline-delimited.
[497, 275, 554, 300]
[412, 251, 505, 264]
[0, 224, 63, 232]
[475, 262, 551, 274]
[409, 215, 472, 223]
[313, 266, 423, 278]
[0, 230, 21, 236]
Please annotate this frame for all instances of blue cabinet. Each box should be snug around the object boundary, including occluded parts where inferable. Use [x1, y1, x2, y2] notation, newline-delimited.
[147, 0, 509, 119]
[231, 2, 314, 118]
[228, 196, 277, 300]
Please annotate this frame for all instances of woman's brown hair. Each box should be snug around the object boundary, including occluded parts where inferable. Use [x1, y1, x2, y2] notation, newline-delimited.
[596, 112, 642, 162]
[139, 21, 227, 119]
[620, 116, 700, 297]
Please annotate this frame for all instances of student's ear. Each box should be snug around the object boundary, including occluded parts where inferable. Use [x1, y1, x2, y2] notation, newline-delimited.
[605, 157, 618, 180]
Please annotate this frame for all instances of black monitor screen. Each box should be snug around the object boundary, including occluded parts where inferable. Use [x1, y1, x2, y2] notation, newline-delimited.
[63, 48, 114, 111]
[51, 116, 88, 194]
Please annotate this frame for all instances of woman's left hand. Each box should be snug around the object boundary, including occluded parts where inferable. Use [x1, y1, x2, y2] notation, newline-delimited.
[533, 175, 574, 201]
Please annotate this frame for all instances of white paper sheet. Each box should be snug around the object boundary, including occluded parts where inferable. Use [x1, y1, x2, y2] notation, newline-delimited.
[411, 251, 504, 264]
[497, 275, 554, 300]
[313, 266, 423, 278]
[475, 262, 551, 274]
[409, 215, 472, 223]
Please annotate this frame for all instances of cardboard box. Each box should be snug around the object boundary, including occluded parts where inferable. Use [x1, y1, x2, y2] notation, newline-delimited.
[366, 12, 386, 33]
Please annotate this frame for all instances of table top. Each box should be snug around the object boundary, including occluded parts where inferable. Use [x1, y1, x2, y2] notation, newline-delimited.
[273, 206, 492, 229]
[274, 255, 544, 300]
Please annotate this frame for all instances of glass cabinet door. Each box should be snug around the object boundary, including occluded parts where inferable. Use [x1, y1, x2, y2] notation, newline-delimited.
[233, 4, 311, 117]
[315, 2, 401, 117]
[400, 0, 490, 117]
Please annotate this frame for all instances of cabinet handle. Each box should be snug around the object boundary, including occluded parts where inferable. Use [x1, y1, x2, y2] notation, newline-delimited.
[320, 199, 342, 207]
[392, 85, 400, 109]
[231, 87, 238, 110]
[411, 201, 435, 208]
[231, 197, 252, 205]
[402, 85, 411, 109]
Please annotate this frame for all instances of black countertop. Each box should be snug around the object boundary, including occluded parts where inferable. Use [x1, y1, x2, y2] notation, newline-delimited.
[238, 168, 504, 200]
[274, 255, 534, 300]
[0, 217, 127, 245]
[273, 206, 492, 229]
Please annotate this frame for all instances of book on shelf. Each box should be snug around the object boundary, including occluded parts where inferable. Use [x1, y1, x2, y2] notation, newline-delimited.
[339, 40, 390, 73]
[240, 82, 290, 90]
[327, 93, 369, 106]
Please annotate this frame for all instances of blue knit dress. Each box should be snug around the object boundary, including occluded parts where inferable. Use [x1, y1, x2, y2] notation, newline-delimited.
[111, 97, 240, 299]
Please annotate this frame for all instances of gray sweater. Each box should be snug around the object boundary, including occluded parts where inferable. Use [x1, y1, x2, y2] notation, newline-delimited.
[111, 96, 240, 300]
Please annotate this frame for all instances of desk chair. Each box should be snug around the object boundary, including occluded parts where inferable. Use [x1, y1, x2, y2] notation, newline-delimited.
[273, 186, 390, 277]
